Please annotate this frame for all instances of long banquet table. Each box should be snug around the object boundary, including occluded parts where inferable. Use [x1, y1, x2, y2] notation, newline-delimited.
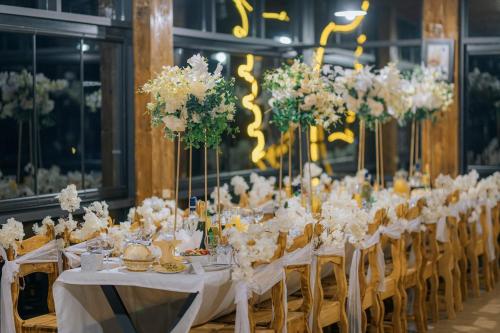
[53, 265, 236, 333]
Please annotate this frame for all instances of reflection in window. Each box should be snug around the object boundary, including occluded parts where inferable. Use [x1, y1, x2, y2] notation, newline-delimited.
[62, 0, 129, 20]
[0, 32, 128, 201]
[83, 40, 125, 189]
[465, 55, 500, 168]
[0, 32, 34, 199]
[36, 35, 85, 193]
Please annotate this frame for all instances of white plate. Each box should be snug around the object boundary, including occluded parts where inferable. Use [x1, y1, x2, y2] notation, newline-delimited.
[202, 264, 231, 272]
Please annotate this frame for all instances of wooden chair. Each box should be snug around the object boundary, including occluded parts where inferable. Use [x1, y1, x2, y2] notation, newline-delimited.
[256, 224, 315, 333]
[457, 208, 471, 301]
[376, 209, 403, 333]
[191, 232, 288, 333]
[283, 224, 314, 333]
[359, 214, 385, 333]
[466, 204, 495, 297]
[6, 226, 58, 333]
[421, 216, 440, 324]
[397, 201, 426, 333]
[436, 191, 463, 319]
[312, 224, 348, 333]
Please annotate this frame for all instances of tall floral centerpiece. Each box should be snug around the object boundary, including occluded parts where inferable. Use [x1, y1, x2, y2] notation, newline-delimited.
[140, 54, 237, 240]
[402, 65, 453, 180]
[325, 63, 410, 188]
[263, 59, 344, 206]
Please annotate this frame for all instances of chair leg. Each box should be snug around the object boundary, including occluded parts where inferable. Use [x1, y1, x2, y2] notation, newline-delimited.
[414, 282, 427, 333]
[459, 255, 468, 301]
[400, 287, 408, 333]
[443, 268, 456, 319]
[483, 255, 493, 292]
[429, 272, 439, 322]
[362, 308, 368, 333]
[391, 291, 403, 333]
[368, 293, 383, 333]
[469, 250, 480, 297]
[453, 262, 463, 313]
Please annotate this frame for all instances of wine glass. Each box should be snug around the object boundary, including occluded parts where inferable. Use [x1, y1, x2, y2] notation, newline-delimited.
[206, 227, 220, 264]
[253, 207, 264, 224]
[99, 234, 114, 265]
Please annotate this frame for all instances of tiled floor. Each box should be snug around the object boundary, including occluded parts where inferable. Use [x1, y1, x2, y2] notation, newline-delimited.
[428, 287, 500, 332]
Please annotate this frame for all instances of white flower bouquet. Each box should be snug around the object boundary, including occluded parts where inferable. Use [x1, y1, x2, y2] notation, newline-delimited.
[0, 218, 25, 251]
[404, 65, 454, 122]
[140, 54, 238, 148]
[263, 59, 345, 132]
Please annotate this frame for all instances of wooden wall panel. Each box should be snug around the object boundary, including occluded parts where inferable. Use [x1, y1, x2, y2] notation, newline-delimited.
[133, 0, 174, 203]
[422, 0, 460, 180]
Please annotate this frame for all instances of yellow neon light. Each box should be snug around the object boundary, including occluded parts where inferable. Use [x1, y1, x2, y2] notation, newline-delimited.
[311, 1, 370, 165]
[314, 1, 369, 69]
[357, 33, 367, 44]
[237, 54, 266, 164]
[232, 0, 253, 38]
[346, 110, 356, 123]
[328, 129, 355, 143]
[262, 11, 290, 21]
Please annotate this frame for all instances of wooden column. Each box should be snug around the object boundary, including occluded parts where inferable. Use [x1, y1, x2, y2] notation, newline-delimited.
[422, 0, 460, 180]
[133, 0, 174, 203]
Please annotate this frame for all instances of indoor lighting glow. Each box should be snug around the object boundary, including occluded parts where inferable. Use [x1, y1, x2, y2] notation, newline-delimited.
[334, 10, 367, 21]
[212, 52, 227, 64]
[276, 35, 292, 44]
[237, 54, 266, 166]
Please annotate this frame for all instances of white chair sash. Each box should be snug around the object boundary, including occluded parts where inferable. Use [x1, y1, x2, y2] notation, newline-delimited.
[436, 217, 448, 243]
[485, 206, 496, 262]
[0, 240, 58, 333]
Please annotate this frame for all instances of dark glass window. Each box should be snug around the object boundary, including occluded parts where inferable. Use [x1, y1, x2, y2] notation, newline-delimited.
[263, 0, 294, 41]
[464, 53, 500, 169]
[0, 0, 56, 10]
[173, 0, 204, 30]
[0, 32, 129, 209]
[0, 31, 34, 199]
[215, 0, 249, 35]
[36, 35, 83, 192]
[466, 0, 500, 37]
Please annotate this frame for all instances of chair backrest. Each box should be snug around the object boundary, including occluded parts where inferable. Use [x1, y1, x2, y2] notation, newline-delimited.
[312, 223, 347, 332]
[7, 226, 58, 333]
[285, 223, 313, 318]
[359, 210, 385, 307]
[398, 202, 425, 283]
[249, 232, 287, 333]
[377, 208, 402, 284]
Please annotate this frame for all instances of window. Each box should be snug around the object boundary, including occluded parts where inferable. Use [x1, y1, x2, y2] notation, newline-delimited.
[462, 0, 500, 174]
[0, 9, 132, 218]
[466, 0, 500, 37]
[0, 0, 131, 21]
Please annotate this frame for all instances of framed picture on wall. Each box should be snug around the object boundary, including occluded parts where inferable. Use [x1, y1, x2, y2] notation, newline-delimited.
[423, 39, 455, 82]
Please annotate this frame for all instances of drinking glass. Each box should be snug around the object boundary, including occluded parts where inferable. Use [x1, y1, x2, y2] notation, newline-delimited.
[253, 207, 264, 224]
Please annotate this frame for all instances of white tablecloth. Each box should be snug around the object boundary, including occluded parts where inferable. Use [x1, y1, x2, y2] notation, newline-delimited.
[54, 266, 235, 333]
